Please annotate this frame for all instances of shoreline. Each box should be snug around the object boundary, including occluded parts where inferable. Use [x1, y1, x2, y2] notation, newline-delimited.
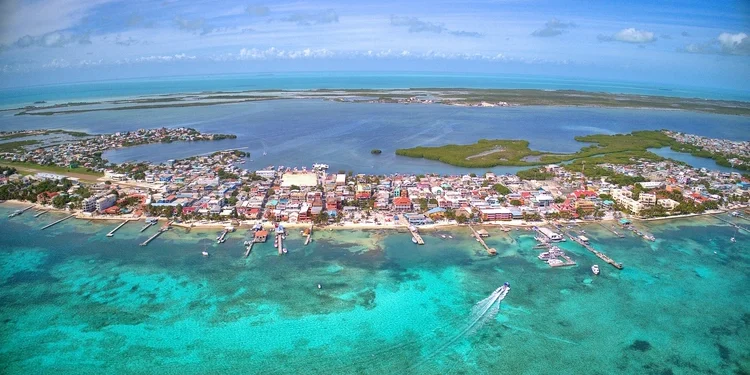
[3, 199, 740, 232]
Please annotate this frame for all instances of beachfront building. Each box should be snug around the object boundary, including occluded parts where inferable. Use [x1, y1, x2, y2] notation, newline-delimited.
[96, 194, 117, 213]
[480, 207, 513, 221]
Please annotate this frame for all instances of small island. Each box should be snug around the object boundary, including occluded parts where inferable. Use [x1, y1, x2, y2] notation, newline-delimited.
[371, 149, 382, 155]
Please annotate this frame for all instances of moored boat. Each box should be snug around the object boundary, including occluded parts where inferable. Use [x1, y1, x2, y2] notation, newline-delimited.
[592, 265, 600, 275]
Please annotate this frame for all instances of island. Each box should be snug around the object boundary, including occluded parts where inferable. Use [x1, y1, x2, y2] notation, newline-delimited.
[0, 127, 747, 236]
[7, 88, 750, 117]
[395, 130, 750, 172]
[371, 149, 382, 155]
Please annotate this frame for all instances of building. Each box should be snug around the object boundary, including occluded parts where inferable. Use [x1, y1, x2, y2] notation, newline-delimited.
[255, 170, 276, 179]
[639, 193, 657, 207]
[96, 194, 117, 213]
[574, 200, 596, 214]
[538, 227, 563, 242]
[481, 207, 512, 221]
[393, 196, 412, 211]
[658, 198, 679, 210]
[82, 197, 97, 212]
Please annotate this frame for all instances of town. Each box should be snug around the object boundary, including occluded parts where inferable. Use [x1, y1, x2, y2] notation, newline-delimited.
[1, 128, 748, 236]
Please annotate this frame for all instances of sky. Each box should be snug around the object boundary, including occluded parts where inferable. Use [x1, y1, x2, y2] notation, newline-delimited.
[0, 0, 748, 90]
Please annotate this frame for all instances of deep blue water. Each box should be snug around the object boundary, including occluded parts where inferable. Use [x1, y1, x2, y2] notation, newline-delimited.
[1, 72, 749, 108]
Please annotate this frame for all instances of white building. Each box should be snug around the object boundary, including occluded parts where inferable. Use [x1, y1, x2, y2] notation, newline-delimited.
[95, 194, 117, 213]
[82, 197, 97, 212]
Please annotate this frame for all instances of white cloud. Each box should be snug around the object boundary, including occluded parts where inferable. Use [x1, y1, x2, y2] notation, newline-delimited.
[717, 32, 748, 55]
[599, 28, 655, 43]
[0, 0, 113, 44]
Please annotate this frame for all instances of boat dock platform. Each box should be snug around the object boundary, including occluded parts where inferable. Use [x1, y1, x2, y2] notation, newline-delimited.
[598, 223, 625, 238]
[564, 231, 623, 269]
[140, 219, 157, 232]
[410, 227, 425, 245]
[107, 220, 130, 237]
[244, 241, 254, 257]
[8, 205, 34, 218]
[217, 229, 229, 244]
[41, 214, 75, 230]
[469, 225, 496, 255]
[34, 210, 48, 218]
[276, 233, 284, 255]
[140, 222, 172, 246]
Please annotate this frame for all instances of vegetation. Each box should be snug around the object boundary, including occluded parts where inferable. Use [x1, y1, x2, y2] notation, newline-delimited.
[0, 160, 104, 178]
[0, 140, 41, 152]
[492, 183, 511, 195]
[516, 167, 554, 180]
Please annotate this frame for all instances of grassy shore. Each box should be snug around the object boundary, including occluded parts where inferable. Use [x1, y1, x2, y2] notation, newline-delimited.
[395, 130, 675, 168]
[0, 160, 104, 181]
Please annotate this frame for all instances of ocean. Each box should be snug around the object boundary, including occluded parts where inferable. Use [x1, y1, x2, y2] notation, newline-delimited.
[1, 205, 748, 374]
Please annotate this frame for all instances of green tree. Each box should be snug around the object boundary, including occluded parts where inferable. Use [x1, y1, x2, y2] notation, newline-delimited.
[510, 199, 522, 206]
[492, 184, 511, 195]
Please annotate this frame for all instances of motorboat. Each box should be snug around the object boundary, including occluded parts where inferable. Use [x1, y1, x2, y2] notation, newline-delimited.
[592, 265, 600, 275]
[441, 234, 446, 239]
[411, 237, 417, 244]
[731, 237, 736, 243]
[282, 248, 288, 254]
[202, 251, 209, 257]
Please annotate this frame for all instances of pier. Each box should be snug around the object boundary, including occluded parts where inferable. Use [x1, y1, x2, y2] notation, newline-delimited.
[106, 220, 130, 237]
[8, 205, 34, 218]
[244, 241, 254, 257]
[276, 233, 284, 255]
[468, 225, 496, 255]
[34, 210, 48, 218]
[712, 214, 750, 233]
[598, 223, 625, 238]
[140, 222, 172, 246]
[140, 219, 157, 232]
[564, 231, 623, 269]
[40, 214, 75, 230]
[217, 229, 229, 244]
[409, 226, 425, 245]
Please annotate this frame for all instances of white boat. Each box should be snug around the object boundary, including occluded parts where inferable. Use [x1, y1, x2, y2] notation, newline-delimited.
[448, 235, 453, 239]
[312, 163, 329, 170]
[592, 265, 600, 275]
[263, 151, 267, 156]
[441, 234, 446, 238]
[202, 251, 209, 257]
[411, 237, 417, 244]
[731, 237, 736, 243]
[282, 248, 288, 254]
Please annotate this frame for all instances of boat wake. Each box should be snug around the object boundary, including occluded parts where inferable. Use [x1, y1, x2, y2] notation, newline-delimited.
[410, 283, 511, 370]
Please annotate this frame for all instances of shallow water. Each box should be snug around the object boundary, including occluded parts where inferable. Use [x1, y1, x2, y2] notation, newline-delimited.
[1, 205, 749, 374]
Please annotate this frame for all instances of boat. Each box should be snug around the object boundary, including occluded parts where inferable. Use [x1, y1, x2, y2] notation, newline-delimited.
[441, 234, 446, 239]
[592, 265, 600, 275]
[282, 248, 288, 254]
[411, 237, 418, 244]
[263, 151, 267, 156]
[448, 235, 453, 239]
[202, 251, 209, 257]
[731, 237, 736, 243]
[317, 284, 321, 289]
[312, 163, 329, 170]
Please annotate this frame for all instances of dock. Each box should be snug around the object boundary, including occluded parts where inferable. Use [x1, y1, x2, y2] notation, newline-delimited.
[40, 214, 75, 230]
[244, 241, 255, 257]
[409, 226, 425, 245]
[468, 225, 496, 255]
[106, 220, 130, 237]
[276, 233, 284, 255]
[564, 231, 623, 269]
[140, 219, 157, 232]
[8, 205, 34, 218]
[712, 214, 750, 233]
[598, 223, 625, 238]
[217, 229, 229, 244]
[34, 210, 48, 218]
[140, 222, 172, 246]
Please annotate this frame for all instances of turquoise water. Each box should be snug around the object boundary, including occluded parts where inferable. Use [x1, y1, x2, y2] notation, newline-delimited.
[2, 72, 749, 108]
[1, 205, 748, 374]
